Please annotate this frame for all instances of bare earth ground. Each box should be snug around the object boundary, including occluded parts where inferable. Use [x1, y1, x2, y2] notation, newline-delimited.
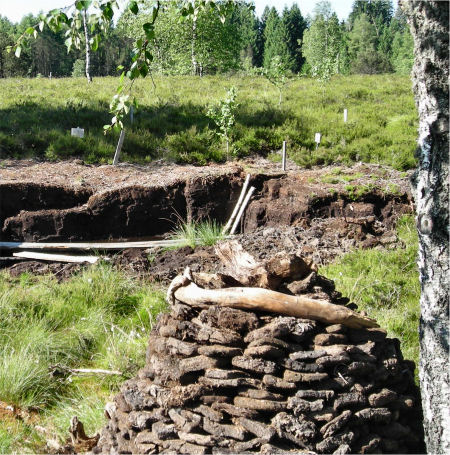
[0, 157, 413, 280]
[0, 157, 410, 194]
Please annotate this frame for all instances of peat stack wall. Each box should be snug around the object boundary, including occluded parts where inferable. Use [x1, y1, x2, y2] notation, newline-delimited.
[95, 249, 424, 455]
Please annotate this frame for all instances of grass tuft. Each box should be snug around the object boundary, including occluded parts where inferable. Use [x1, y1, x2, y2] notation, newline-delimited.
[0, 263, 167, 410]
[169, 219, 225, 248]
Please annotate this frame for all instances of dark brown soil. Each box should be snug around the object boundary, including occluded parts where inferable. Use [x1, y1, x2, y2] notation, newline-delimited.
[0, 160, 413, 278]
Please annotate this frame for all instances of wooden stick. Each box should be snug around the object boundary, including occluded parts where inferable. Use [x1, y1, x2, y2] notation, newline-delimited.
[69, 368, 122, 376]
[113, 129, 125, 165]
[230, 186, 255, 235]
[173, 282, 379, 329]
[13, 251, 101, 263]
[222, 174, 251, 235]
[282, 140, 287, 171]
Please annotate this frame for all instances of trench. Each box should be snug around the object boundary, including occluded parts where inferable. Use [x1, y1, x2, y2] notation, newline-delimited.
[0, 172, 412, 252]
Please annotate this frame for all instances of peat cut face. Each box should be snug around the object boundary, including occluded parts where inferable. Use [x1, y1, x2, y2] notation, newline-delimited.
[0, 182, 92, 230]
[0, 174, 243, 242]
[0, 171, 412, 242]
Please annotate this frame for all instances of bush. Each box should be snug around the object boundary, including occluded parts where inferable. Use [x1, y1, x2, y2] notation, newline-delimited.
[72, 59, 86, 78]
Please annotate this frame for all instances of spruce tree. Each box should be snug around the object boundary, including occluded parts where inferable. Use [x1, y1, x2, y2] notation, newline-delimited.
[282, 3, 306, 73]
[262, 7, 291, 70]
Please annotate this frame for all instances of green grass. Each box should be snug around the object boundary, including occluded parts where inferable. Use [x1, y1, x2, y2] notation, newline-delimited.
[0, 74, 417, 169]
[320, 215, 420, 372]
[0, 263, 167, 452]
[169, 219, 225, 248]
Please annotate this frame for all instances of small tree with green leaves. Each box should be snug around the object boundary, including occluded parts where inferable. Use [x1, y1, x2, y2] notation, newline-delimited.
[207, 86, 238, 157]
[259, 55, 289, 105]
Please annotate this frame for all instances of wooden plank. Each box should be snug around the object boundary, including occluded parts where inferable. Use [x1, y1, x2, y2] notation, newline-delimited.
[13, 251, 101, 263]
[0, 239, 189, 251]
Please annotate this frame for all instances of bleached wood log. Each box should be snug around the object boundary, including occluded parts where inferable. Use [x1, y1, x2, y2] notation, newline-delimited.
[69, 368, 122, 376]
[173, 281, 379, 329]
[13, 251, 101, 264]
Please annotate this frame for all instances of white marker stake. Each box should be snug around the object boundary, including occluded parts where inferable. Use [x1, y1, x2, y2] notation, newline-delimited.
[315, 132, 321, 149]
[71, 127, 85, 138]
[113, 129, 125, 165]
[282, 141, 287, 171]
[344, 108, 348, 122]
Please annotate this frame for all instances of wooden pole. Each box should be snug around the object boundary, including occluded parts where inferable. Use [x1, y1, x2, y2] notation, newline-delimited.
[13, 251, 100, 263]
[222, 174, 251, 235]
[230, 186, 255, 235]
[281, 140, 287, 171]
[113, 129, 125, 165]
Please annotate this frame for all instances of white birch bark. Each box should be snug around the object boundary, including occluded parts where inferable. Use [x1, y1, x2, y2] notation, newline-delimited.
[402, 1, 449, 453]
[83, 9, 92, 83]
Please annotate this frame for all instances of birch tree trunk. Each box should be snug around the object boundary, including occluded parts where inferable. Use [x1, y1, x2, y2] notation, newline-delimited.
[83, 9, 92, 83]
[401, 1, 449, 453]
[191, 14, 198, 76]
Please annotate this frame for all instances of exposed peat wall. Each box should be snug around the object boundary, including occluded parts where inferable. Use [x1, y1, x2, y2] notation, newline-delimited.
[0, 173, 412, 243]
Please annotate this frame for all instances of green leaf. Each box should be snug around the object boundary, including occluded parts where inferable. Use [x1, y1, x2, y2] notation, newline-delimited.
[139, 63, 148, 78]
[76, 1, 91, 10]
[144, 50, 153, 62]
[91, 35, 100, 51]
[129, 1, 139, 15]
[142, 23, 155, 40]
[39, 21, 45, 31]
[151, 7, 159, 23]
[15, 46, 21, 58]
[25, 27, 35, 35]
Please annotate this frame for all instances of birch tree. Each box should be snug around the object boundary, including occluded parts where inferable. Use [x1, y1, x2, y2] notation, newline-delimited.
[401, 1, 449, 453]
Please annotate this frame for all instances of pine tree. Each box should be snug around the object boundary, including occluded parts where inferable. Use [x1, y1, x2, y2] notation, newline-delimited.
[348, 13, 391, 74]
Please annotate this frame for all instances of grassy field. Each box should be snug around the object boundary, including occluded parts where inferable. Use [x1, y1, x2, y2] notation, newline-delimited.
[0, 265, 167, 453]
[0, 74, 417, 169]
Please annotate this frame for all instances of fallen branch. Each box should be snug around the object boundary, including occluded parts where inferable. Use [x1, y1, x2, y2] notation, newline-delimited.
[0, 237, 233, 252]
[171, 276, 378, 329]
[0, 239, 197, 251]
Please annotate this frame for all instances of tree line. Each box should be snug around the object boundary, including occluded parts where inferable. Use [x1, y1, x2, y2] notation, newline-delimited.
[0, 0, 413, 79]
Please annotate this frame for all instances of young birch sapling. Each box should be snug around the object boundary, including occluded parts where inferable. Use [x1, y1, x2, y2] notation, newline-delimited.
[259, 56, 289, 106]
[207, 86, 238, 158]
